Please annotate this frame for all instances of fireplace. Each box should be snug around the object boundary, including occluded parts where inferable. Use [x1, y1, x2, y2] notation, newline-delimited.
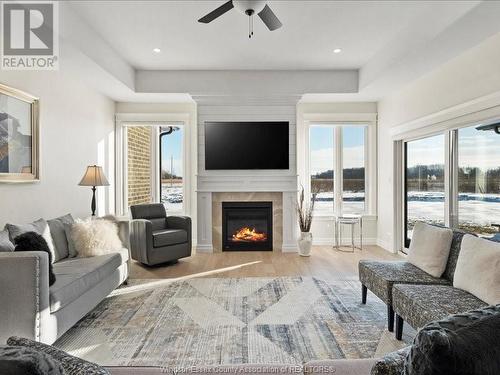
[222, 201, 273, 251]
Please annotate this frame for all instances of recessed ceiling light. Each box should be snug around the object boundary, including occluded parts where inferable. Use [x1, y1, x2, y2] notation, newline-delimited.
[153, 48, 161, 53]
[333, 48, 342, 54]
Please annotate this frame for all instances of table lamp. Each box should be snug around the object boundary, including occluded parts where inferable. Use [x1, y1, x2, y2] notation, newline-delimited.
[79, 165, 109, 216]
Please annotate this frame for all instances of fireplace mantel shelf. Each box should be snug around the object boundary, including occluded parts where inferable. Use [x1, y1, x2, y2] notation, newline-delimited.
[197, 174, 299, 193]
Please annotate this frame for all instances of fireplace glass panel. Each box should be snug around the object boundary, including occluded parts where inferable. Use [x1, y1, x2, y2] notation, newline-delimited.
[222, 202, 273, 251]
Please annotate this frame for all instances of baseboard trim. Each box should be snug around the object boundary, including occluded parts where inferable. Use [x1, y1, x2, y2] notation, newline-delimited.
[196, 244, 213, 253]
[313, 237, 377, 246]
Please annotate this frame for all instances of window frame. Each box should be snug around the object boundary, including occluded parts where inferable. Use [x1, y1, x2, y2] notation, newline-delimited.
[115, 113, 192, 216]
[399, 120, 500, 252]
[307, 121, 373, 217]
[402, 132, 447, 248]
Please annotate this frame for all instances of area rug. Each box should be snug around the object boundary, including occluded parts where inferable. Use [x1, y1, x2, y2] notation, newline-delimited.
[54, 277, 407, 366]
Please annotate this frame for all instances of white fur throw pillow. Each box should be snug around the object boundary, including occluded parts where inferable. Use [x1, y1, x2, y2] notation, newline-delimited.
[70, 218, 123, 257]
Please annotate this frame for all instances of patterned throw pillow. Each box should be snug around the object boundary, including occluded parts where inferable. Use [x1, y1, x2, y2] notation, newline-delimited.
[404, 305, 500, 375]
[7, 337, 109, 375]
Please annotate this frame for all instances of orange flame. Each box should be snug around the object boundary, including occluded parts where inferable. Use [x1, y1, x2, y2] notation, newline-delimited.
[232, 227, 267, 242]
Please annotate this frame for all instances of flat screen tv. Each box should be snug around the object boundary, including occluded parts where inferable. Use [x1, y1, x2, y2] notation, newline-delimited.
[205, 121, 289, 170]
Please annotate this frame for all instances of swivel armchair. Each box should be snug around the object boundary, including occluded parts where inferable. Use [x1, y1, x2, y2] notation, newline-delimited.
[129, 203, 192, 266]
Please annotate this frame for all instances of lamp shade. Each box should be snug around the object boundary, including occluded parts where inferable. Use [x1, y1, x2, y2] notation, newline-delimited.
[78, 165, 109, 187]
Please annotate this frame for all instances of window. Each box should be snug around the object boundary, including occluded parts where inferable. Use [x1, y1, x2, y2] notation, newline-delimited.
[160, 126, 184, 212]
[343, 126, 365, 214]
[309, 124, 368, 215]
[458, 125, 500, 238]
[310, 126, 334, 213]
[404, 134, 445, 246]
[400, 121, 500, 250]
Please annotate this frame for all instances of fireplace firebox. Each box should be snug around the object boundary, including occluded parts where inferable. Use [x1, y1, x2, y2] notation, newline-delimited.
[222, 201, 273, 251]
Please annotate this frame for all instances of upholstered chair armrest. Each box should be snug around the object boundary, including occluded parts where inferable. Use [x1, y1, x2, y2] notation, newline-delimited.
[129, 219, 153, 264]
[0, 251, 51, 343]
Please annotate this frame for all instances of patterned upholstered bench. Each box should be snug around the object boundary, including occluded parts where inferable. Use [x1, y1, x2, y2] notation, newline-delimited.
[358, 229, 468, 332]
[392, 284, 488, 340]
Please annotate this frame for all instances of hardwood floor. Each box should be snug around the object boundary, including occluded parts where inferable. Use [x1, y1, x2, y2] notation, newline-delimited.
[130, 245, 402, 281]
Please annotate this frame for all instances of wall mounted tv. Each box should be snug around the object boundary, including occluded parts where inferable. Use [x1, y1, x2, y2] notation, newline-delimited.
[205, 121, 289, 170]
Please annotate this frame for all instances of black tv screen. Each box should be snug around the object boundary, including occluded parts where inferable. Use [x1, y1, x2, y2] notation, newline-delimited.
[205, 121, 289, 170]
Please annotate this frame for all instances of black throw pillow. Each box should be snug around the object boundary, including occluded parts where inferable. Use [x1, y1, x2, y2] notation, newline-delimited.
[0, 345, 64, 375]
[14, 232, 56, 286]
[405, 304, 500, 375]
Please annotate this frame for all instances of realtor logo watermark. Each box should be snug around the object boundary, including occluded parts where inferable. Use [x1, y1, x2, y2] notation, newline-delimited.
[1, 1, 59, 70]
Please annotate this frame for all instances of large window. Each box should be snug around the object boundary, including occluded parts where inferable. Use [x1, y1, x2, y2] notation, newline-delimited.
[160, 126, 184, 212]
[404, 134, 445, 245]
[458, 125, 500, 237]
[402, 122, 500, 249]
[310, 124, 368, 215]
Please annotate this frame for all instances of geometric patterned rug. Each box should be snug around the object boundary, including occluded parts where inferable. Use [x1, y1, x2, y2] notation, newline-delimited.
[54, 277, 411, 367]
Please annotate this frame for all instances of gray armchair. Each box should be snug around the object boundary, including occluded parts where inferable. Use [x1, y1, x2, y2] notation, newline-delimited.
[129, 203, 192, 266]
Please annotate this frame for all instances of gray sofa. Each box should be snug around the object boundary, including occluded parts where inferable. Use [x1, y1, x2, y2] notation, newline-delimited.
[0, 219, 129, 345]
[130, 203, 192, 266]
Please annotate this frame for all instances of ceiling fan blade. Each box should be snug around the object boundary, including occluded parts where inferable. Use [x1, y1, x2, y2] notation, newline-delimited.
[198, 1, 234, 23]
[258, 4, 282, 31]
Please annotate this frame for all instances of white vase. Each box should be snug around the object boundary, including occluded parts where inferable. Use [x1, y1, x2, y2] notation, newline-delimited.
[298, 232, 313, 256]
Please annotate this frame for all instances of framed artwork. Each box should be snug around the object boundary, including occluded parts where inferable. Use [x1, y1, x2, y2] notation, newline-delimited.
[0, 83, 39, 182]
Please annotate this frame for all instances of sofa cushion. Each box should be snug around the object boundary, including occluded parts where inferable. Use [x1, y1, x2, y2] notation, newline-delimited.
[153, 229, 187, 248]
[5, 219, 56, 263]
[358, 260, 449, 304]
[407, 222, 453, 278]
[453, 235, 500, 305]
[47, 214, 74, 262]
[0, 229, 14, 252]
[49, 249, 128, 313]
[404, 305, 500, 375]
[392, 284, 487, 330]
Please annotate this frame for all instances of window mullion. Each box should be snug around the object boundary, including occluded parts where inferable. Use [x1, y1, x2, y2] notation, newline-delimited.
[335, 126, 343, 215]
[448, 130, 459, 228]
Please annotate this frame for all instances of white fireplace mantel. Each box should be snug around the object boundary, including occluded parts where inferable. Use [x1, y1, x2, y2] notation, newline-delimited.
[196, 174, 299, 253]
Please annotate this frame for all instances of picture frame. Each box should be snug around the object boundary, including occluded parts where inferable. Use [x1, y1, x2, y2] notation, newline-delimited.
[0, 83, 39, 183]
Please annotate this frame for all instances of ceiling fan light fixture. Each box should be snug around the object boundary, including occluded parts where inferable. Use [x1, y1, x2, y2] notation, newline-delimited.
[233, 0, 266, 15]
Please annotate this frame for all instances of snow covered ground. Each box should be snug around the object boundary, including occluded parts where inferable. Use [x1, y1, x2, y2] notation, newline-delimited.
[161, 185, 183, 212]
[314, 191, 500, 228]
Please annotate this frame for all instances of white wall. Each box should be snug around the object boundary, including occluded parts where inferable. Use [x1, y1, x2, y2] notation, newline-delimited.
[0, 50, 116, 227]
[377, 31, 500, 252]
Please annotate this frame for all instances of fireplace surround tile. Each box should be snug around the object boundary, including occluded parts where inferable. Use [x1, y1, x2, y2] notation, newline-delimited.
[212, 192, 283, 252]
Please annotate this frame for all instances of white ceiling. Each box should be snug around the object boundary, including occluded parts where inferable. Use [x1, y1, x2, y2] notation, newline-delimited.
[69, 0, 478, 71]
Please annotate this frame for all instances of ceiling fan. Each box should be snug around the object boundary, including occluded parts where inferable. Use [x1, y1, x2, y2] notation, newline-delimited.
[198, 0, 283, 38]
